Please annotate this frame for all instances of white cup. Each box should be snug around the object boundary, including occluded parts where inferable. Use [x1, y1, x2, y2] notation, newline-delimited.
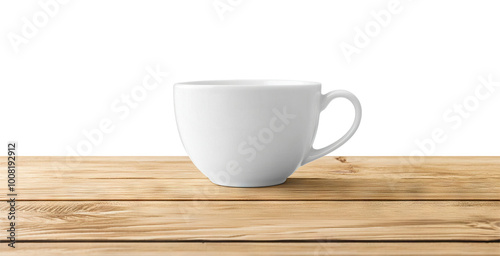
[174, 80, 361, 187]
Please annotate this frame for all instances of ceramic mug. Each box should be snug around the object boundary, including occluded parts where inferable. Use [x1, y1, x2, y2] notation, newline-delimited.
[174, 80, 361, 187]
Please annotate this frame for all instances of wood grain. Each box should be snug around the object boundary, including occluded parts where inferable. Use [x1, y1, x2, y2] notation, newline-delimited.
[1, 156, 498, 254]
[0, 156, 499, 200]
[1, 242, 499, 256]
[1, 201, 499, 241]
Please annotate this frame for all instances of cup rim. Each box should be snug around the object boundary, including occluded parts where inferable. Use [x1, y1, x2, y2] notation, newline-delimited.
[175, 79, 321, 87]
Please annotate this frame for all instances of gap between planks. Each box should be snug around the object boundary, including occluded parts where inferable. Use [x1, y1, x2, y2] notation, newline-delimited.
[1, 242, 500, 256]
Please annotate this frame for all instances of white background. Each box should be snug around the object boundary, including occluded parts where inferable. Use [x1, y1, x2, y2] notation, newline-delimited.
[1, 0, 499, 156]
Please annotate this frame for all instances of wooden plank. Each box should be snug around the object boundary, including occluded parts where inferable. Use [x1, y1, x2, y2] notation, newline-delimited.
[1, 201, 499, 241]
[1, 156, 499, 200]
[1, 242, 500, 256]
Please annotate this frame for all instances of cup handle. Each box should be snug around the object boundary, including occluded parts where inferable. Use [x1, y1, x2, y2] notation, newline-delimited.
[301, 90, 362, 166]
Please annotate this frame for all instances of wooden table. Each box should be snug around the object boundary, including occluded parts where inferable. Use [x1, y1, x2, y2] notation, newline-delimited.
[1, 156, 500, 255]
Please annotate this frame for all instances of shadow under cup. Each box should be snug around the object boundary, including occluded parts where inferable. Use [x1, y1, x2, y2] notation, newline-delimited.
[174, 80, 361, 187]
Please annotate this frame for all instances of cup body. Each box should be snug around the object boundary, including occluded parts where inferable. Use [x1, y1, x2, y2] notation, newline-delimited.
[174, 80, 322, 187]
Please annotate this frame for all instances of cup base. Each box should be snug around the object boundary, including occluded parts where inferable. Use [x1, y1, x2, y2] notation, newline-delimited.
[208, 178, 287, 188]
